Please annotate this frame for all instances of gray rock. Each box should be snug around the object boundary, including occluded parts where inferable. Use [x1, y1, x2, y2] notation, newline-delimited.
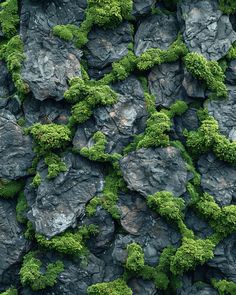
[0, 110, 34, 179]
[206, 86, 236, 140]
[20, 0, 83, 101]
[128, 278, 158, 295]
[0, 199, 27, 283]
[120, 147, 192, 197]
[178, 0, 236, 60]
[25, 153, 104, 237]
[0, 61, 14, 99]
[148, 61, 187, 107]
[134, 13, 179, 56]
[132, 0, 155, 17]
[198, 153, 236, 206]
[226, 60, 236, 85]
[207, 234, 236, 281]
[86, 22, 133, 69]
[182, 70, 206, 99]
[177, 277, 218, 295]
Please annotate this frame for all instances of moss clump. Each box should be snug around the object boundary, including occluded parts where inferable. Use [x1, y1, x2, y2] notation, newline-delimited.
[87, 278, 132, 295]
[19, 252, 64, 291]
[0, 288, 18, 295]
[32, 172, 41, 188]
[44, 153, 67, 179]
[0, 179, 24, 198]
[226, 42, 236, 60]
[16, 191, 28, 224]
[212, 279, 236, 295]
[126, 243, 145, 272]
[219, 0, 236, 14]
[0, 0, 19, 39]
[184, 52, 227, 98]
[36, 225, 98, 256]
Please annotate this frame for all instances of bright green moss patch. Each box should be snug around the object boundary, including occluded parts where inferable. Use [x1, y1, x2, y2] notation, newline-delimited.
[219, 0, 236, 14]
[36, 225, 98, 256]
[226, 42, 236, 60]
[126, 243, 145, 272]
[44, 153, 67, 179]
[0, 0, 19, 39]
[87, 278, 133, 295]
[212, 279, 236, 295]
[184, 52, 227, 98]
[16, 191, 28, 224]
[20, 252, 64, 291]
[0, 179, 24, 198]
[0, 288, 18, 295]
[32, 172, 41, 188]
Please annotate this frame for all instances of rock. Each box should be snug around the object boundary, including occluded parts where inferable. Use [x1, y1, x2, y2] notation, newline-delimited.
[85, 22, 133, 69]
[198, 153, 236, 206]
[20, 0, 83, 101]
[207, 234, 236, 281]
[177, 277, 218, 295]
[206, 86, 236, 140]
[0, 110, 35, 179]
[120, 147, 192, 197]
[178, 0, 236, 60]
[134, 13, 179, 56]
[182, 70, 206, 99]
[128, 278, 158, 295]
[0, 199, 27, 283]
[148, 61, 187, 107]
[226, 60, 236, 85]
[25, 153, 104, 237]
[0, 61, 14, 99]
[132, 0, 155, 17]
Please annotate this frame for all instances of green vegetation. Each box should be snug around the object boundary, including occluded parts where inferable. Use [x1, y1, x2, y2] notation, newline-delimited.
[36, 225, 98, 256]
[32, 172, 41, 187]
[226, 42, 236, 60]
[20, 252, 64, 291]
[219, 0, 236, 14]
[0, 179, 24, 198]
[184, 52, 227, 98]
[0, 0, 19, 38]
[0, 288, 18, 295]
[126, 243, 145, 272]
[16, 191, 28, 224]
[44, 153, 67, 179]
[212, 279, 236, 295]
[87, 278, 132, 295]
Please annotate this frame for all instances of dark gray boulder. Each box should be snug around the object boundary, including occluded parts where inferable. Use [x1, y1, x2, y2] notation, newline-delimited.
[85, 22, 133, 69]
[182, 70, 206, 99]
[25, 153, 104, 237]
[20, 0, 83, 101]
[120, 147, 192, 197]
[198, 153, 236, 206]
[178, 0, 236, 60]
[128, 278, 158, 295]
[0, 110, 34, 179]
[148, 61, 187, 107]
[0, 61, 14, 99]
[0, 199, 27, 283]
[132, 0, 155, 17]
[134, 13, 179, 56]
[226, 60, 236, 85]
[177, 277, 218, 295]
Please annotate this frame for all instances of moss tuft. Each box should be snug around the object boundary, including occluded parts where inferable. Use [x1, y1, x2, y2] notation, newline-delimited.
[0, 0, 19, 39]
[0, 179, 24, 198]
[87, 278, 132, 295]
[0, 288, 18, 295]
[16, 191, 28, 224]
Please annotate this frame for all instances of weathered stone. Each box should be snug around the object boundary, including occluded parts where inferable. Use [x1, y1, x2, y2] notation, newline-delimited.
[20, 0, 83, 101]
[226, 60, 236, 85]
[120, 147, 192, 197]
[0, 110, 34, 179]
[148, 61, 187, 107]
[182, 70, 206, 99]
[134, 13, 179, 56]
[0, 61, 14, 99]
[198, 153, 236, 206]
[25, 153, 104, 237]
[177, 277, 218, 295]
[132, 0, 155, 17]
[86, 22, 133, 69]
[178, 0, 236, 60]
[128, 278, 158, 295]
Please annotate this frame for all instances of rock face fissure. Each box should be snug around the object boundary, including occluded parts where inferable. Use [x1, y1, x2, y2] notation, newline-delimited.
[0, 0, 236, 294]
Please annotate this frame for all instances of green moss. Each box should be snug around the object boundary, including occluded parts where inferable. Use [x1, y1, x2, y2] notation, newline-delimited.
[126, 243, 145, 272]
[0, 179, 24, 198]
[212, 279, 236, 295]
[87, 278, 132, 295]
[226, 42, 236, 61]
[168, 100, 188, 118]
[44, 153, 67, 179]
[184, 52, 227, 98]
[144, 92, 156, 115]
[32, 173, 41, 188]
[16, 191, 28, 224]
[20, 252, 64, 291]
[0, 288, 18, 295]
[36, 225, 98, 256]
[0, 0, 19, 39]
[219, 0, 236, 14]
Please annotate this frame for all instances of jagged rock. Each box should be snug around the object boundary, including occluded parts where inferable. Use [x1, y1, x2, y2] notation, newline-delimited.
[206, 86, 236, 140]
[178, 0, 236, 60]
[120, 147, 192, 197]
[148, 61, 187, 107]
[20, 0, 83, 101]
[226, 60, 236, 85]
[134, 13, 179, 56]
[0, 110, 34, 179]
[182, 70, 206, 99]
[25, 153, 104, 238]
[132, 0, 155, 17]
[177, 277, 218, 295]
[0, 199, 27, 283]
[128, 278, 158, 295]
[85, 22, 133, 69]
[23, 96, 71, 126]
[0, 61, 14, 99]
[207, 234, 236, 281]
[73, 76, 148, 154]
[198, 153, 236, 206]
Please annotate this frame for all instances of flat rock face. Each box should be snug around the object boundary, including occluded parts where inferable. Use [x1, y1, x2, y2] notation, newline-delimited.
[20, 0, 83, 101]
[206, 87, 236, 140]
[86, 22, 133, 69]
[0, 199, 27, 281]
[0, 110, 34, 179]
[128, 278, 157, 295]
[25, 153, 104, 238]
[226, 60, 236, 85]
[134, 13, 179, 56]
[132, 0, 155, 17]
[0, 61, 14, 99]
[198, 153, 236, 206]
[120, 147, 192, 197]
[178, 0, 236, 60]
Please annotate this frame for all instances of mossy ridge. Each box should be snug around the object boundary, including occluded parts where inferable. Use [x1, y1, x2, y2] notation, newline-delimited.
[87, 278, 132, 295]
[0, 178, 24, 199]
[212, 279, 236, 295]
[19, 251, 64, 291]
[0, 288, 18, 295]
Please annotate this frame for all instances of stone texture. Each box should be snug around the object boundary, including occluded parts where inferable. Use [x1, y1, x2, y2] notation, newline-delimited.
[25, 153, 104, 237]
[0, 110, 34, 179]
[0, 61, 14, 99]
[120, 147, 192, 197]
[132, 0, 155, 17]
[198, 153, 236, 206]
[134, 13, 179, 56]
[20, 0, 83, 101]
[178, 0, 236, 60]
[182, 70, 206, 99]
[177, 277, 218, 295]
[226, 60, 236, 85]
[128, 278, 158, 295]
